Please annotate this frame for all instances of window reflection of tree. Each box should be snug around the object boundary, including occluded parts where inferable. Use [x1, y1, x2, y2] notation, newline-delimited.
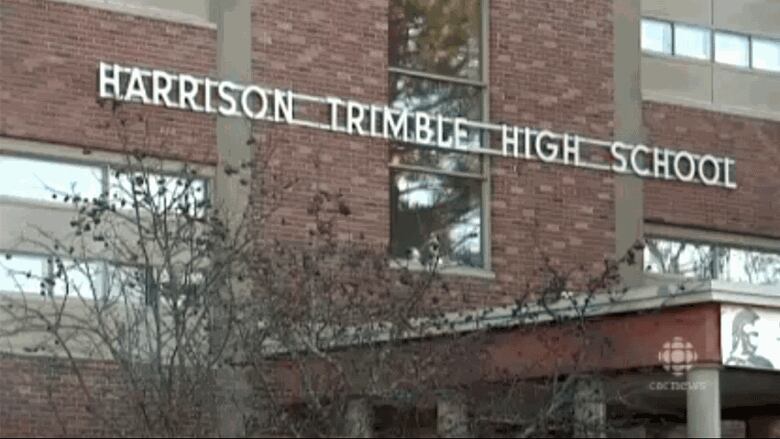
[389, 0, 481, 80]
[724, 249, 780, 285]
[388, 0, 485, 269]
[391, 146, 480, 174]
[391, 171, 481, 267]
[391, 75, 480, 117]
[645, 238, 780, 286]
[389, 74, 483, 149]
[645, 239, 713, 279]
[747, 253, 780, 285]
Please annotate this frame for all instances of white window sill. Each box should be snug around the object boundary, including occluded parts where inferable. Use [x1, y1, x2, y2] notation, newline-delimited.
[389, 259, 496, 280]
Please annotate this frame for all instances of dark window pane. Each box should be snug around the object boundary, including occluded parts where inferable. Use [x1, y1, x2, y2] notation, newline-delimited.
[391, 171, 482, 268]
[389, 0, 481, 80]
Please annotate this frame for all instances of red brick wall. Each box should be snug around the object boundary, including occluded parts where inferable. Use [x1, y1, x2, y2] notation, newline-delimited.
[488, 0, 616, 299]
[0, 355, 215, 437]
[0, 356, 126, 437]
[5, 0, 775, 436]
[252, 0, 617, 310]
[251, 0, 391, 247]
[0, 0, 217, 164]
[643, 102, 780, 239]
[481, 303, 721, 380]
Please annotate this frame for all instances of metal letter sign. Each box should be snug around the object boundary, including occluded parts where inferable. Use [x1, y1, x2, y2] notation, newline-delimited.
[98, 62, 737, 189]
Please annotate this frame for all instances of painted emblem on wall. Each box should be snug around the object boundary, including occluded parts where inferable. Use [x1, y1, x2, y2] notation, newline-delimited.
[722, 305, 780, 371]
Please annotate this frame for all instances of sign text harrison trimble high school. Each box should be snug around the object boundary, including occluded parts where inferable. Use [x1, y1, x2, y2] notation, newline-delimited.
[99, 62, 738, 189]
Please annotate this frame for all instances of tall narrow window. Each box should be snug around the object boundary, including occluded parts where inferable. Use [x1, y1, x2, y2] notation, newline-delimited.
[389, 0, 487, 269]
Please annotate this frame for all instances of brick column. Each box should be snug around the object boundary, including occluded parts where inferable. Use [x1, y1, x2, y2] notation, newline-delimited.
[437, 393, 470, 438]
[344, 397, 374, 438]
[573, 376, 607, 438]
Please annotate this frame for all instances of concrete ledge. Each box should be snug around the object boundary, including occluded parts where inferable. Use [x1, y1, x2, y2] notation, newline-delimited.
[404, 279, 780, 339]
[48, 0, 216, 29]
[0, 136, 216, 178]
[254, 279, 779, 355]
[389, 259, 496, 280]
[643, 92, 780, 123]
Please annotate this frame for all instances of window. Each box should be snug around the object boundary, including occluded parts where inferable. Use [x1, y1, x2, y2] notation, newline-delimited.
[0, 254, 48, 295]
[389, 0, 481, 80]
[721, 248, 780, 285]
[715, 32, 750, 68]
[0, 153, 207, 215]
[644, 239, 714, 280]
[0, 155, 104, 203]
[51, 259, 107, 298]
[0, 254, 107, 298]
[645, 238, 780, 287]
[110, 168, 208, 216]
[0, 252, 184, 304]
[674, 24, 711, 60]
[642, 19, 673, 55]
[0, 153, 211, 300]
[391, 170, 482, 267]
[388, 0, 487, 269]
[641, 19, 780, 75]
[106, 263, 150, 303]
[752, 38, 780, 72]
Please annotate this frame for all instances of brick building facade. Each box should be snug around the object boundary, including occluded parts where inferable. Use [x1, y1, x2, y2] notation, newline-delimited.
[1, 0, 779, 437]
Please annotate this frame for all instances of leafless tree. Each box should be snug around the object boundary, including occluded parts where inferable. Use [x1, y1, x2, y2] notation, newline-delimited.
[0, 102, 259, 436]
[0, 102, 647, 438]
